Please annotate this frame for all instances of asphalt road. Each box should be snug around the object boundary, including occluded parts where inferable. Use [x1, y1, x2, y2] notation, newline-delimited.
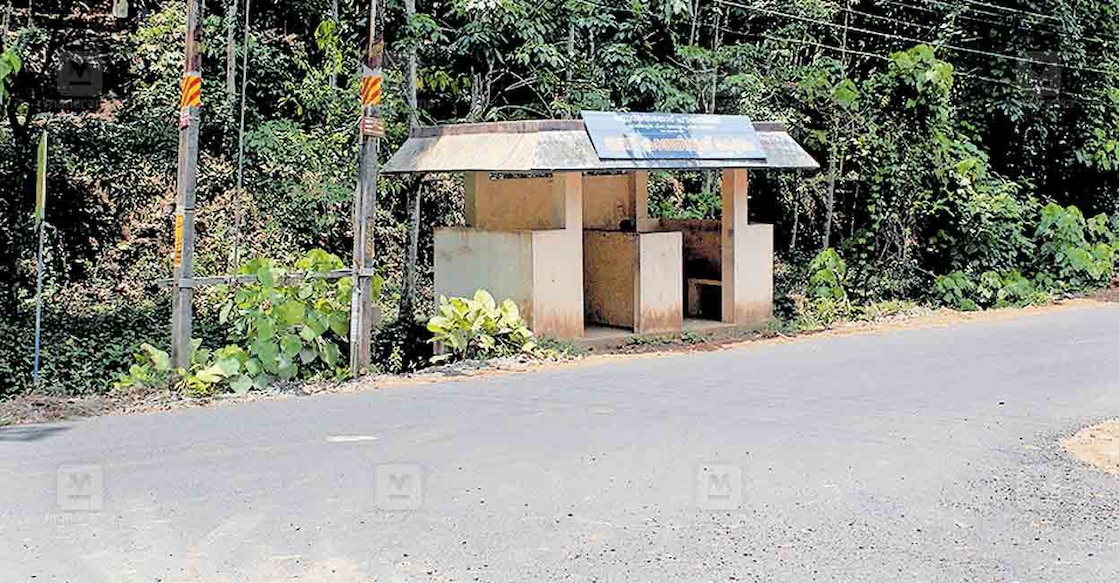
[4, 305, 1119, 582]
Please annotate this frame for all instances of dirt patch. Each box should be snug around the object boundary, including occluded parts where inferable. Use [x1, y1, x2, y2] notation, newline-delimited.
[0, 394, 120, 426]
[1062, 420, 1119, 475]
[1086, 281, 1119, 303]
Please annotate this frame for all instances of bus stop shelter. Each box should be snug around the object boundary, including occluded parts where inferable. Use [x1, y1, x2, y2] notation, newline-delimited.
[383, 116, 818, 341]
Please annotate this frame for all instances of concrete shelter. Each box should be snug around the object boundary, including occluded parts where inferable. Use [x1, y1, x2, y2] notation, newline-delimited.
[383, 119, 818, 340]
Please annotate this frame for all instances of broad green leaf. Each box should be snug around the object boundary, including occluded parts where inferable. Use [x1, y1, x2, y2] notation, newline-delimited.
[141, 343, 172, 372]
[244, 357, 263, 377]
[215, 357, 241, 377]
[253, 339, 279, 366]
[277, 300, 306, 326]
[257, 265, 276, 288]
[229, 375, 253, 395]
[195, 364, 226, 384]
[320, 342, 340, 366]
[281, 334, 302, 358]
[277, 356, 297, 380]
[329, 312, 349, 337]
[256, 316, 276, 341]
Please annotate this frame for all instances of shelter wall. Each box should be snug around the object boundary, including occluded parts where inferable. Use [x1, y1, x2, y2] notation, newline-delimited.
[582, 174, 634, 230]
[584, 231, 683, 333]
[726, 224, 774, 326]
[636, 232, 684, 333]
[584, 231, 637, 328]
[434, 228, 536, 321]
[471, 176, 561, 231]
[531, 230, 585, 339]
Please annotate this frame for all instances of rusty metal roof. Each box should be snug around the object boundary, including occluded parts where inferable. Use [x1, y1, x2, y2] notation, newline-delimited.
[382, 119, 819, 173]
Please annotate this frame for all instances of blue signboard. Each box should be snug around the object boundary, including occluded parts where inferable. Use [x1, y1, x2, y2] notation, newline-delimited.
[581, 111, 767, 161]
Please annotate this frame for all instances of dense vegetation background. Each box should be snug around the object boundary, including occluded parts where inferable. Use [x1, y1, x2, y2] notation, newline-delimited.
[2, 0, 1118, 396]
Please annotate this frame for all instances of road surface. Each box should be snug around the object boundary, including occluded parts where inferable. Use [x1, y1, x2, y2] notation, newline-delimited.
[3, 305, 1119, 582]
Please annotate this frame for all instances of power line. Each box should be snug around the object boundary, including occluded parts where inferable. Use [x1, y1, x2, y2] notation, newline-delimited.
[916, 0, 1112, 46]
[874, 0, 1112, 47]
[841, 6, 945, 34]
[877, 0, 1044, 32]
[949, 0, 1060, 23]
[573, 0, 1116, 95]
[733, 26, 1100, 105]
[713, 0, 1117, 76]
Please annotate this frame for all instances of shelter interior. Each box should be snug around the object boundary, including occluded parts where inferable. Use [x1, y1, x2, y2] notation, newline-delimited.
[435, 168, 771, 340]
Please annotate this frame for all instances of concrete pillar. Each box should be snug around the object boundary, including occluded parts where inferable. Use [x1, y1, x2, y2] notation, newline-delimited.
[721, 168, 774, 325]
[552, 171, 583, 231]
[533, 171, 584, 338]
[631, 171, 651, 231]
[463, 171, 486, 227]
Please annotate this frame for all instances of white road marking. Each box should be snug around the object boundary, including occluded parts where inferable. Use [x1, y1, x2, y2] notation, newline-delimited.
[325, 435, 379, 443]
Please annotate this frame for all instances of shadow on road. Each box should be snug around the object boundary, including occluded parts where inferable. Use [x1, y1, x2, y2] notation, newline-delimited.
[0, 425, 69, 442]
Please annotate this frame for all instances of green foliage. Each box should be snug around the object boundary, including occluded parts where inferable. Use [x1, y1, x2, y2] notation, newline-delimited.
[113, 340, 252, 398]
[791, 248, 852, 329]
[217, 249, 366, 385]
[807, 248, 848, 301]
[113, 250, 367, 397]
[0, 49, 20, 106]
[427, 290, 537, 363]
[932, 271, 979, 311]
[535, 337, 586, 359]
[928, 203, 1116, 311]
[933, 269, 1049, 311]
[0, 302, 186, 398]
[4, 0, 1119, 400]
[853, 300, 921, 322]
[1033, 203, 1118, 291]
[372, 320, 435, 375]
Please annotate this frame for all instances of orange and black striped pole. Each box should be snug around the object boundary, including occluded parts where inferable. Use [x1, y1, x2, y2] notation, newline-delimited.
[349, 0, 383, 374]
[172, 0, 204, 369]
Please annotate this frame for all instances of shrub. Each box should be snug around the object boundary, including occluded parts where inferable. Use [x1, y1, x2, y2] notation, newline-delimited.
[793, 248, 853, 329]
[854, 300, 920, 321]
[372, 319, 434, 374]
[933, 269, 1048, 311]
[0, 301, 184, 398]
[426, 290, 536, 363]
[113, 249, 364, 397]
[807, 248, 849, 301]
[1033, 203, 1117, 291]
[933, 271, 979, 311]
[216, 249, 361, 383]
[113, 340, 252, 398]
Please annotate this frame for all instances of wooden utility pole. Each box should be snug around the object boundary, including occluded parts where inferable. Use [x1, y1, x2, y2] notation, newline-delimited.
[171, 0, 204, 369]
[225, 0, 237, 104]
[400, 0, 420, 322]
[822, 0, 850, 251]
[350, 0, 383, 374]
